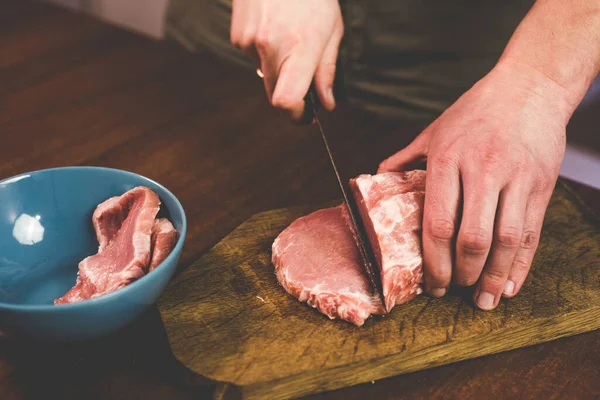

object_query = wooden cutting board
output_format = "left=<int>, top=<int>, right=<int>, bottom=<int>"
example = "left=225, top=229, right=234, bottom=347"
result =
left=157, top=181, right=600, bottom=400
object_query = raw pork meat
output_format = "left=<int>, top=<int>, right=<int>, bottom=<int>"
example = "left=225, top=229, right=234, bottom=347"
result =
left=92, top=195, right=125, bottom=252
left=55, top=187, right=160, bottom=304
left=149, top=218, right=178, bottom=271
left=350, top=171, right=426, bottom=312
left=272, top=170, right=426, bottom=325
left=272, top=206, right=385, bottom=326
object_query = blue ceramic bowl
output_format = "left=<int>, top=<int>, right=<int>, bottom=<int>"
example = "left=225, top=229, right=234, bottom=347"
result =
left=0, top=167, right=186, bottom=341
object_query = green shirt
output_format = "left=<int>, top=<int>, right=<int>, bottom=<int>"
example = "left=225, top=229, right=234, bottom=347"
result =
left=166, top=0, right=534, bottom=122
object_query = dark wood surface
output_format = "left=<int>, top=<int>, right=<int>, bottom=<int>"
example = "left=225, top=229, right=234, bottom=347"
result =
left=0, top=2, right=598, bottom=399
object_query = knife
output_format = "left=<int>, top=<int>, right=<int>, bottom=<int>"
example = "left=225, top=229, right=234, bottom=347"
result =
left=303, top=87, right=388, bottom=313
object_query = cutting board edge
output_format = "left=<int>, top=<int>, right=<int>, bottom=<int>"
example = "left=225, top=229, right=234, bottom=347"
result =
left=559, top=179, right=600, bottom=225
left=170, top=305, right=600, bottom=400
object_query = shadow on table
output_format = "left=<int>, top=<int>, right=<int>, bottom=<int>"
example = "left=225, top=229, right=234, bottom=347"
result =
left=0, top=306, right=215, bottom=400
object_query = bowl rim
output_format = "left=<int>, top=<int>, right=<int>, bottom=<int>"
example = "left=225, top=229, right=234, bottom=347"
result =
left=0, top=166, right=188, bottom=311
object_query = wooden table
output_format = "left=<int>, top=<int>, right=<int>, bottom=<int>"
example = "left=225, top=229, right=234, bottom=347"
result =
left=1, top=2, right=599, bottom=399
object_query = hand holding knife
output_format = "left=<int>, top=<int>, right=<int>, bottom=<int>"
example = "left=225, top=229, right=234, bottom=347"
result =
left=303, top=87, right=387, bottom=313
left=257, top=68, right=387, bottom=312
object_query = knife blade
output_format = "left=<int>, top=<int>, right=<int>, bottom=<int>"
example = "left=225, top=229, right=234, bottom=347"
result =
left=304, top=88, right=388, bottom=313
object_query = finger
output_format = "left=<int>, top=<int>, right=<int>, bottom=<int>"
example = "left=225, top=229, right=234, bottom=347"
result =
left=377, top=124, right=434, bottom=173
left=474, top=182, right=527, bottom=310
left=230, top=0, right=257, bottom=54
left=260, top=56, right=279, bottom=102
left=454, top=174, right=499, bottom=288
left=314, top=22, right=343, bottom=111
left=502, top=190, right=550, bottom=298
left=271, top=46, right=322, bottom=121
left=230, top=1, right=261, bottom=71
left=254, top=30, right=283, bottom=102
left=421, top=152, right=461, bottom=297
left=230, top=0, right=245, bottom=45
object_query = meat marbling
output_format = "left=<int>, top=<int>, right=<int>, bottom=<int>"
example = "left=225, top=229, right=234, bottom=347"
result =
left=272, top=171, right=426, bottom=325
left=350, top=170, right=426, bottom=312
left=55, top=187, right=161, bottom=304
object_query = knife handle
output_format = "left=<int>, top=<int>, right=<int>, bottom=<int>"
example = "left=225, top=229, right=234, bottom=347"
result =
left=299, top=82, right=321, bottom=125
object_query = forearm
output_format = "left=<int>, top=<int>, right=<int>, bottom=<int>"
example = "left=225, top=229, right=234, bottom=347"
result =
left=496, top=0, right=600, bottom=117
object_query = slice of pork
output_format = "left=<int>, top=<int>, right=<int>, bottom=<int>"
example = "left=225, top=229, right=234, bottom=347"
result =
left=55, top=186, right=160, bottom=304
left=350, top=171, right=426, bottom=312
left=272, top=206, right=385, bottom=326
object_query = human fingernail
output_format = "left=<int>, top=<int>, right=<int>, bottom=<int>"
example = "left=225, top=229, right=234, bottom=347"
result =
left=429, top=288, right=446, bottom=298
left=503, top=280, right=515, bottom=296
left=328, top=88, right=336, bottom=108
left=476, top=292, right=495, bottom=310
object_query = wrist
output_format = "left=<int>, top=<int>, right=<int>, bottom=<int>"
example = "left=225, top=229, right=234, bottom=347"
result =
left=492, top=57, right=583, bottom=123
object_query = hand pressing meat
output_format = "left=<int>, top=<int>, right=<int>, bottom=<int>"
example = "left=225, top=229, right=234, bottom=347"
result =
left=355, top=0, right=600, bottom=311
left=55, top=187, right=177, bottom=305
left=378, top=59, right=569, bottom=311
left=272, top=172, right=425, bottom=326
